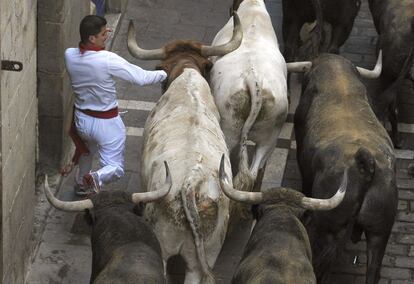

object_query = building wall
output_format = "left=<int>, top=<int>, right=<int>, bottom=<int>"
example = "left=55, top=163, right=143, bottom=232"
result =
left=1, top=0, right=38, bottom=283
left=37, top=0, right=89, bottom=172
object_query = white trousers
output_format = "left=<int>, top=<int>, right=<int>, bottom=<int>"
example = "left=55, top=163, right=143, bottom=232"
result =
left=74, top=109, right=126, bottom=187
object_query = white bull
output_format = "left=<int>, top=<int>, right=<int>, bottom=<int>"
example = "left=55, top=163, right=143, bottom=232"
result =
left=128, top=15, right=242, bottom=284
left=141, top=70, right=232, bottom=283
left=210, top=0, right=289, bottom=192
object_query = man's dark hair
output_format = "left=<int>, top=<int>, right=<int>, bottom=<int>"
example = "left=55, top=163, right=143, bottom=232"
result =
left=79, top=15, right=107, bottom=44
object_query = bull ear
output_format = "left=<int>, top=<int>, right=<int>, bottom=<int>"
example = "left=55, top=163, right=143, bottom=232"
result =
left=355, top=147, right=375, bottom=182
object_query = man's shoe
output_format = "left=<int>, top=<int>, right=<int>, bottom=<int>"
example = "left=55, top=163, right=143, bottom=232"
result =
left=74, top=183, right=94, bottom=197
left=83, top=172, right=101, bottom=194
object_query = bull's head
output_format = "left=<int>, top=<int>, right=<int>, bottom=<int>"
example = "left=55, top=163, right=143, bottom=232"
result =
left=287, top=50, right=383, bottom=79
left=127, top=13, right=242, bottom=89
left=218, top=155, right=348, bottom=211
left=44, top=161, right=172, bottom=211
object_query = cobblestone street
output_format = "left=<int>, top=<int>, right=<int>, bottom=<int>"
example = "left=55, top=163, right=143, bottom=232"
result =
left=26, top=0, right=414, bottom=283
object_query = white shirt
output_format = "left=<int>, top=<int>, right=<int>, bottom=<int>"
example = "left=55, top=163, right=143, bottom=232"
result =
left=64, top=48, right=167, bottom=111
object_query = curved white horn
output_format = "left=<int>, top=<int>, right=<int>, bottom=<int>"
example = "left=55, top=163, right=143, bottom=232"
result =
left=287, top=61, right=313, bottom=73
left=43, top=175, right=93, bottom=212
left=219, top=154, right=263, bottom=203
left=127, top=20, right=166, bottom=60
left=301, top=169, right=348, bottom=210
left=201, top=13, right=243, bottom=57
left=356, top=50, right=382, bottom=79
left=132, top=161, right=172, bottom=204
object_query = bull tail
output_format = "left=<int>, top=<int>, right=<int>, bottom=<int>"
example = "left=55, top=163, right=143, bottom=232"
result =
left=355, top=147, right=376, bottom=191
left=233, top=68, right=263, bottom=193
left=310, top=0, right=323, bottom=56
left=181, top=176, right=215, bottom=284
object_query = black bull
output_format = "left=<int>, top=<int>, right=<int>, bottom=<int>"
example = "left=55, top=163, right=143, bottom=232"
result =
left=368, top=0, right=414, bottom=147
left=282, top=0, right=361, bottom=61
left=219, top=156, right=347, bottom=284
left=44, top=168, right=172, bottom=284
left=86, top=191, right=165, bottom=284
left=294, top=54, right=398, bottom=284
left=234, top=200, right=316, bottom=284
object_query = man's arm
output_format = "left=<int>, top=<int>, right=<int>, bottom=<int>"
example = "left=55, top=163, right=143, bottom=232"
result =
left=107, top=52, right=167, bottom=85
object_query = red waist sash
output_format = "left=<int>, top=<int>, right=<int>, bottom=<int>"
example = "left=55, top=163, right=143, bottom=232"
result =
left=78, top=107, right=119, bottom=119
left=61, top=107, right=119, bottom=176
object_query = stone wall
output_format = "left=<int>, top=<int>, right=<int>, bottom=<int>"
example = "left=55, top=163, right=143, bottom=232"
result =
left=1, top=0, right=38, bottom=282
left=37, top=0, right=89, bottom=173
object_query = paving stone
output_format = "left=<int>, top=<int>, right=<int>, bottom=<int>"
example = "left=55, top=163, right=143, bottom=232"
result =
left=393, top=221, right=414, bottom=234
left=396, top=234, right=414, bottom=245
left=409, top=246, right=414, bottom=257
left=385, top=244, right=409, bottom=256
left=397, top=179, right=414, bottom=190
left=392, top=280, right=414, bottom=284
left=395, top=256, right=414, bottom=268
left=26, top=243, right=91, bottom=284
left=399, top=189, right=414, bottom=201
left=398, top=200, right=409, bottom=211
left=381, top=267, right=412, bottom=280
left=397, top=212, right=414, bottom=222
left=354, top=277, right=390, bottom=284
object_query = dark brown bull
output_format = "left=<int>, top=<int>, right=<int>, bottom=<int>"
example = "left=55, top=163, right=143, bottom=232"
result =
left=218, top=155, right=347, bottom=284
left=44, top=162, right=172, bottom=284
left=282, top=0, right=361, bottom=62
left=294, top=54, right=397, bottom=284
left=368, top=0, right=414, bottom=147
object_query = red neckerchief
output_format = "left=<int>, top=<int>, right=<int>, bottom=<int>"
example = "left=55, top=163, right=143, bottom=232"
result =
left=79, top=42, right=104, bottom=54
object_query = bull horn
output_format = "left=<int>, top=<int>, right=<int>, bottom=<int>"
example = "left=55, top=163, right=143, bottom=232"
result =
left=301, top=169, right=348, bottom=210
left=219, top=154, right=263, bottom=203
left=132, top=161, right=172, bottom=203
left=44, top=175, right=93, bottom=212
left=127, top=20, right=166, bottom=60
left=201, top=13, right=243, bottom=57
left=287, top=61, right=313, bottom=73
left=356, top=50, right=382, bottom=79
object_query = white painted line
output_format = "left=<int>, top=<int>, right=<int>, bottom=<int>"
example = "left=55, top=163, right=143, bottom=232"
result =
left=126, top=127, right=144, bottom=137
left=397, top=178, right=414, bottom=189
left=118, top=99, right=156, bottom=111
left=385, top=123, right=414, bottom=134
left=118, top=100, right=129, bottom=109
left=398, top=123, right=414, bottom=134
left=263, top=147, right=289, bottom=189
left=279, top=122, right=293, bottom=140
left=395, top=149, right=414, bottom=160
